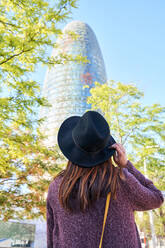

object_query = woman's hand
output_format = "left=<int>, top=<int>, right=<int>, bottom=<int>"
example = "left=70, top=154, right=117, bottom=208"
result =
left=110, top=143, right=128, bottom=168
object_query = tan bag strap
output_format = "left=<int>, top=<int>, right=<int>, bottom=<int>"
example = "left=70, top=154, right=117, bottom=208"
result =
left=99, top=192, right=111, bottom=248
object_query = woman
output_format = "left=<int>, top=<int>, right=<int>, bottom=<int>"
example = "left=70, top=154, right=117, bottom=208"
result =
left=46, top=111, right=164, bottom=248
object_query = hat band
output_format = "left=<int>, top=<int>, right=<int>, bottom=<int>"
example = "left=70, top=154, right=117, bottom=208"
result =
left=72, top=132, right=109, bottom=155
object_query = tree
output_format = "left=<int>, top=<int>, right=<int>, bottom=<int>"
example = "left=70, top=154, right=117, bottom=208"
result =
left=0, top=0, right=78, bottom=221
left=87, top=80, right=165, bottom=238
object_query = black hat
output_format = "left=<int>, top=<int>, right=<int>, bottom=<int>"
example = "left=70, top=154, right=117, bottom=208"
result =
left=57, top=111, right=116, bottom=168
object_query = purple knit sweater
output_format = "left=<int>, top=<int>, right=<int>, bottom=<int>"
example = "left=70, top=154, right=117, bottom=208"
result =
left=46, top=161, right=164, bottom=248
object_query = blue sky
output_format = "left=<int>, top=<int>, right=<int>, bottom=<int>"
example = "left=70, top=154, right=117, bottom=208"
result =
left=36, top=0, right=165, bottom=106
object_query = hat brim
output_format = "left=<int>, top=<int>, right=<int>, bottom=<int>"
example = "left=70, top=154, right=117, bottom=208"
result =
left=57, top=116, right=116, bottom=168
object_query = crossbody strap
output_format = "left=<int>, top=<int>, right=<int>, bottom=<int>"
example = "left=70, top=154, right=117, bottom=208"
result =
left=99, top=192, right=111, bottom=248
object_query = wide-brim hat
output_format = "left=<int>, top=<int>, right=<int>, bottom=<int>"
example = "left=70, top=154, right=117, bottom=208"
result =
left=57, top=111, right=116, bottom=168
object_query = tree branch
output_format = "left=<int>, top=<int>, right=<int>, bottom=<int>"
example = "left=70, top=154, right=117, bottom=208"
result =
left=0, top=19, right=21, bottom=28
left=115, top=108, right=123, bottom=143
left=0, top=178, right=16, bottom=185
left=0, top=48, right=33, bottom=65
left=122, top=126, right=137, bottom=145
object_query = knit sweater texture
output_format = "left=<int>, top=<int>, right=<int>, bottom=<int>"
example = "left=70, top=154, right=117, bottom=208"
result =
left=46, top=161, right=164, bottom=248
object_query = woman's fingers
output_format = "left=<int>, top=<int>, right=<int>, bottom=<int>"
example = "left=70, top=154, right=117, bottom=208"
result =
left=118, top=143, right=126, bottom=154
left=111, top=143, right=123, bottom=155
left=111, top=143, right=125, bottom=154
left=110, top=143, right=127, bottom=168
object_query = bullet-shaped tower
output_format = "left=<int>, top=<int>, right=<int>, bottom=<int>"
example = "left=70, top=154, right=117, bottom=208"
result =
left=40, top=20, right=107, bottom=145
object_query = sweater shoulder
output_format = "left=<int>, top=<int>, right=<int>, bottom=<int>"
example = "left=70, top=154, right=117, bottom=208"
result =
left=47, top=175, right=63, bottom=198
left=50, top=174, right=63, bottom=190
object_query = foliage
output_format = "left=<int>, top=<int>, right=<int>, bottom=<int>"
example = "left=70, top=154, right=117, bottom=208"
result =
left=88, top=80, right=165, bottom=237
left=0, top=0, right=78, bottom=221
left=0, top=0, right=78, bottom=77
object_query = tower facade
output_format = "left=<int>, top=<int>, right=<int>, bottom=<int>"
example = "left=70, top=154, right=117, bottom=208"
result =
left=40, top=20, right=107, bottom=145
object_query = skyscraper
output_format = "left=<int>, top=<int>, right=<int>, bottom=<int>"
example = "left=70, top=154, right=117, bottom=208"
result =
left=40, top=20, right=107, bottom=145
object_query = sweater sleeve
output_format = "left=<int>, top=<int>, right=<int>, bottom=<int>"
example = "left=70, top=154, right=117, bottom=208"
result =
left=126, top=160, right=154, bottom=186
left=120, top=161, right=164, bottom=211
left=46, top=184, right=54, bottom=248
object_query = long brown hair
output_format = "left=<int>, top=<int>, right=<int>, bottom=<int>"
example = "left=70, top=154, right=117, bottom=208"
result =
left=57, top=157, right=125, bottom=212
